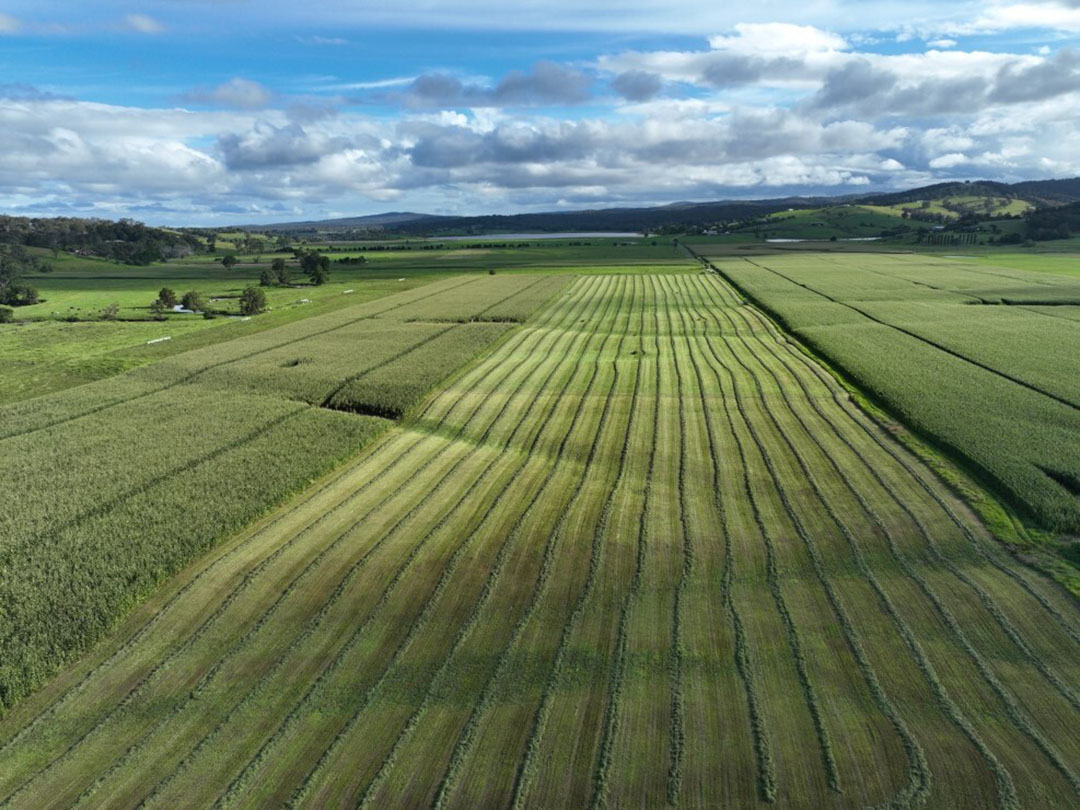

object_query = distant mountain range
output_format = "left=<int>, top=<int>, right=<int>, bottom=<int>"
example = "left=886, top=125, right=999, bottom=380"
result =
left=249, top=178, right=1080, bottom=235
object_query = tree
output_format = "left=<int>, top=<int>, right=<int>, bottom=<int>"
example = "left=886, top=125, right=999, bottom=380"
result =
left=300, top=250, right=330, bottom=285
left=0, top=282, right=39, bottom=306
left=157, top=287, right=178, bottom=307
left=0, top=244, right=44, bottom=306
left=222, top=255, right=238, bottom=270
left=149, top=299, right=168, bottom=321
left=0, top=307, right=13, bottom=323
left=309, top=264, right=329, bottom=285
left=272, top=257, right=290, bottom=286
left=180, top=290, right=205, bottom=312
left=239, top=285, right=266, bottom=316
left=259, top=268, right=275, bottom=287
left=99, top=302, right=119, bottom=320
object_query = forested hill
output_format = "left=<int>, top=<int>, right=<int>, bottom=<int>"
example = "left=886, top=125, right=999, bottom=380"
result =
left=251, top=177, right=1080, bottom=236
left=0, top=216, right=206, bottom=265
left=857, top=178, right=1080, bottom=208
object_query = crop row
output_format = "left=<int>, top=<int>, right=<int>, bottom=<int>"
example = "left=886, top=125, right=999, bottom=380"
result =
left=717, top=254, right=1080, bottom=532
left=207, top=277, right=615, bottom=809
left=690, top=277, right=949, bottom=807
left=428, top=281, right=638, bottom=810
left=722, top=283, right=1080, bottom=721
left=501, top=283, right=630, bottom=810
left=588, top=276, right=652, bottom=810
left=692, top=275, right=1028, bottom=808
left=354, top=279, right=630, bottom=810
left=277, top=278, right=620, bottom=809
left=671, top=278, right=778, bottom=803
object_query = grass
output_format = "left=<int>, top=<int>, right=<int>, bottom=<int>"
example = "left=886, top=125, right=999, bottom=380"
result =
left=1, top=270, right=1078, bottom=809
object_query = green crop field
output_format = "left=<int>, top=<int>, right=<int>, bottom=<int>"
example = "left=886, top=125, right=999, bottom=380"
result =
left=0, top=273, right=568, bottom=709
left=2, top=270, right=1078, bottom=808
left=689, top=248, right=1080, bottom=538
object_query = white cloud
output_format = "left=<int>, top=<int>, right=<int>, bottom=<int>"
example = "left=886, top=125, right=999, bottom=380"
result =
left=123, top=14, right=165, bottom=34
left=929, top=152, right=970, bottom=168
left=708, top=23, right=848, bottom=54
left=0, top=13, right=19, bottom=33
left=948, top=1, right=1080, bottom=33
left=927, top=38, right=958, bottom=48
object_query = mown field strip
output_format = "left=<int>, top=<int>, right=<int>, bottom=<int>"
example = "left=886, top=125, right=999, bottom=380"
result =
left=351, top=278, right=640, bottom=810
left=691, top=275, right=1014, bottom=807
left=691, top=273, right=1080, bottom=807
left=2, top=271, right=1080, bottom=809
left=245, top=279, right=625, bottom=810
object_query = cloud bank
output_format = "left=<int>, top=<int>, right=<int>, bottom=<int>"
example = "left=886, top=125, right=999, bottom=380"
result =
left=2, top=7, right=1080, bottom=223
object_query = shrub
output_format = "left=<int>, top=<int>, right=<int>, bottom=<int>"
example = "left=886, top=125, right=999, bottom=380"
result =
left=0, top=306, right=13, bottom=323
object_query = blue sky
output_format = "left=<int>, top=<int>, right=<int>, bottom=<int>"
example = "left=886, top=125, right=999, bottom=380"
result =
left=1, top=1, right=1080, bottom=225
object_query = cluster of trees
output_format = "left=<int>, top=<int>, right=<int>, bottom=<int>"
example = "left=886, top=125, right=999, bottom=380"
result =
left=1023, top=201, right=1080, bottom=241
left=224, top=249, right=330, bottom=287
left=148, top=285, right=264, bottom=319
left=0, top=216, right=207, bottom=265
left=150, top=287, right=208, bottom=319
left=290, top=249, right=330, bottom=285
left=202, top=231, right=291, bottom=254
left=260, top=258, right=292, bottom=287
left=0, top=244, right=48, bottom=308
left=239, top=286, right=266, bottom=316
